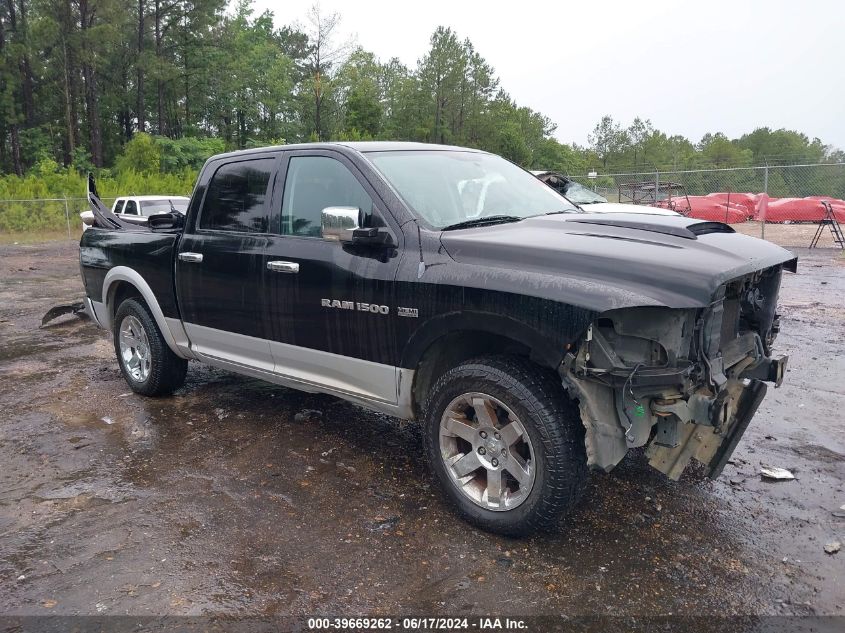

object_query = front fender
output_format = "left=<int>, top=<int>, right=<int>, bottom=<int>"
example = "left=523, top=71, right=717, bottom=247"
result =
left=400, top=310, right=571, bottom=370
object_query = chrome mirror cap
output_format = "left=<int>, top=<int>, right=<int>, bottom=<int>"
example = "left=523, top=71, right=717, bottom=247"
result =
left=321, top=206, right=361, bottom=242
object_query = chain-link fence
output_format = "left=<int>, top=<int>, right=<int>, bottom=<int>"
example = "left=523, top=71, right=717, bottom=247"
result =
left=0, top=197, right=123, bottom=241
left=569, top=162, right=845, bottom=249
left=3, top=164, right=845, bottom=249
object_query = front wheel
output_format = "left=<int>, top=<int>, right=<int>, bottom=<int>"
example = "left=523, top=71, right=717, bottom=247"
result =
left=423, top=356, right=588, bottom=536
left=113, top=298, right=188, bottom=397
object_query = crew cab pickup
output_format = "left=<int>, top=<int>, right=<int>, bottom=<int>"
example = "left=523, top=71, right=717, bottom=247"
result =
left=79, top=142, right=796, bottom=535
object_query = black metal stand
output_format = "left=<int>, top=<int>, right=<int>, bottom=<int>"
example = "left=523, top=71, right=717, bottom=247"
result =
left=809, top=201, right=844, bottom=249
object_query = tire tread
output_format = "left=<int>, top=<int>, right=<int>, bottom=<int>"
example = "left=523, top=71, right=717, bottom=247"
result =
left=113, top=298, right=188, bottom=397
left=423, top=355, right=587, bottom=536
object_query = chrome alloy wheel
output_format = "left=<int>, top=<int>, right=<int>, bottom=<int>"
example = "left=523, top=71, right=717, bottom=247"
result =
left=439, top=392, right=536, bottom=511
left=119, top=315, right=151, bottom=382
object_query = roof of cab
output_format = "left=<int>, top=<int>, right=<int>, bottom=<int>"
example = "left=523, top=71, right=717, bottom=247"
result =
left=117, top=195, right=191, bottom=201
left=208, top=140, right=487, bottom=162
left=335, top=141, right=484, bottom=153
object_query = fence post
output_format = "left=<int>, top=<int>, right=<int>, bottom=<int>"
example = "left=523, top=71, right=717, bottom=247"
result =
left=64, top=196, right=71, bottom=239
left=761, top=166, right=769, bottom=240
left=655, top=170, right=659, bottom=205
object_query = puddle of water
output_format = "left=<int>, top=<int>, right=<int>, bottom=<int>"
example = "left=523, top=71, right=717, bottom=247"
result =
left=0, top=339, right=62, bottom=363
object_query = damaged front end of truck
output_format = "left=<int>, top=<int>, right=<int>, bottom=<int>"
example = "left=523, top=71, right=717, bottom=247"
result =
left=561, top=261, right=796, bottom=480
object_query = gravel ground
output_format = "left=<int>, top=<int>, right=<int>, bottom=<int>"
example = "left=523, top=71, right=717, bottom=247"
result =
left=0, top=241, right=843, bottom=621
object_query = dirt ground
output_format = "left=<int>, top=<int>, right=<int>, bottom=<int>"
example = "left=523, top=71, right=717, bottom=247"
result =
left=0, top=240, right=843, bottom=622
left=733, top=221, right=843, bottom=250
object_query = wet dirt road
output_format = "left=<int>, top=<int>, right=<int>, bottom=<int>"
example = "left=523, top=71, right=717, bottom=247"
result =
left=0, top=241, right=843, bottom=619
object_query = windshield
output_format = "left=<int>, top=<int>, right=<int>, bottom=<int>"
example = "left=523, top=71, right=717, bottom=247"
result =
left=140, top=199, right=189, bottom=216
left=367, top=150, right=578, bottom=229
left=563, top=181, right=607, bottom=205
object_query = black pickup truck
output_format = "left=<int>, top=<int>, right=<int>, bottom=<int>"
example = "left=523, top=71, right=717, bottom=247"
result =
left=79, top=141, right=796, bottom=535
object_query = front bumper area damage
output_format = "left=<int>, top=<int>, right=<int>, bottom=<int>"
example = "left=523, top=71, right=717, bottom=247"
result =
left=560, top=264, right=790, bottom=480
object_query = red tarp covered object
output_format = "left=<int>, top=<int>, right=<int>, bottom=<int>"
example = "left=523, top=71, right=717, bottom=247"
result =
left=664, top=196, right=749, bottom=223
left=706, top=192, right=757, bottom=218
left=653, top=192, right=845, bottom=223
left=758, top=197, right=845, bottom=223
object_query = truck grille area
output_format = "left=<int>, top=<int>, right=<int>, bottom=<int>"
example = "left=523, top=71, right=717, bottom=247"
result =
left=563, top=260, right=791, bottom=480
left=710, top=264, right=784, bottom=377
left=720, top=295, right=740, bottom=344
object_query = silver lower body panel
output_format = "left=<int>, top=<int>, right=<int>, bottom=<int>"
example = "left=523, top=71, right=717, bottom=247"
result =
left=184, top=322, right=415, bottom=420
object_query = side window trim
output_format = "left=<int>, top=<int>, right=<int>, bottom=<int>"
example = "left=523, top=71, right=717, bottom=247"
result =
left=275, top=149, right=391, bottom=240
left=195, top=154, right=280, bottom=235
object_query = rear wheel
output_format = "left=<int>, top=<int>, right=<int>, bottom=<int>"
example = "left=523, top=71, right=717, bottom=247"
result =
left=423, top=356, right=588, bottom=536
left=113, top=298, right=187, bottom=396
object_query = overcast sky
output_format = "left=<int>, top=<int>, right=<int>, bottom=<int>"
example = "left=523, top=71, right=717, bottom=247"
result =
left=253, top=0, right=845, bottom=151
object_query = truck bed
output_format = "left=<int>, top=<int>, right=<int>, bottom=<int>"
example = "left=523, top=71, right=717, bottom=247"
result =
left=80, top=228, right=181, bottom=320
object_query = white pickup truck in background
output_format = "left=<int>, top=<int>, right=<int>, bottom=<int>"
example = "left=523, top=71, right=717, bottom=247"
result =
left=81, top=195, right=190, bottom=231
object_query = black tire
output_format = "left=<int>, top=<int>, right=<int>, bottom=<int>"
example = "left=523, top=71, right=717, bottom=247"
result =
left=113, top=298, right=188, bottom=397
left=423, top=355, right=588, bottom=536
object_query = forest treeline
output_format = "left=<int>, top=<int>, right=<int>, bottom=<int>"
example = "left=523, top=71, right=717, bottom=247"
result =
left=1, top=0, right=842, bottom=196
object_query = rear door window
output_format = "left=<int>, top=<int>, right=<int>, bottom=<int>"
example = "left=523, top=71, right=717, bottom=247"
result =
left=199, top=159, right=275, bottom=233
left=113, top=199, right=125, bottom=214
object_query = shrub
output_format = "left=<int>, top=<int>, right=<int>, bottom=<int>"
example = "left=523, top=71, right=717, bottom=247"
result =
left=115, top=133, right=162, bottom=174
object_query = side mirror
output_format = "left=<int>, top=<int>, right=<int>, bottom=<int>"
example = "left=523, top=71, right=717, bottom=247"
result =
left=148, top=212, right=185, bottom=231
left=321, top=206, right=394, bottom=247
left=321, top=206, right=361, bottom=242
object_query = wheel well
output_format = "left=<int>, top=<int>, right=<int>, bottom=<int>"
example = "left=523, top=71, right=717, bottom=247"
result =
left=412, top=331, right=534, bottom=418
left=108, top=281, right=144, bottom=321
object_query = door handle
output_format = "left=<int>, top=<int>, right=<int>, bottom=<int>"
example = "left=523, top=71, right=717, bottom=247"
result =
left=178, top=252, right=203, bottom=263
left=267, top=260, right=299, bottom=274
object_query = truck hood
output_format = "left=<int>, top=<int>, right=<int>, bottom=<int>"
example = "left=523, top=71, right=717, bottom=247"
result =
left=579, top=201, right=678, bottom=216
left=439, top=213, right=796, bottom=309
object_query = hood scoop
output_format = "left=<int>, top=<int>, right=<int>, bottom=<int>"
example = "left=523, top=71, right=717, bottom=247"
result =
left=687, top=221, right=736, bottom=236
left=564, top=217, right=734, bottom=240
